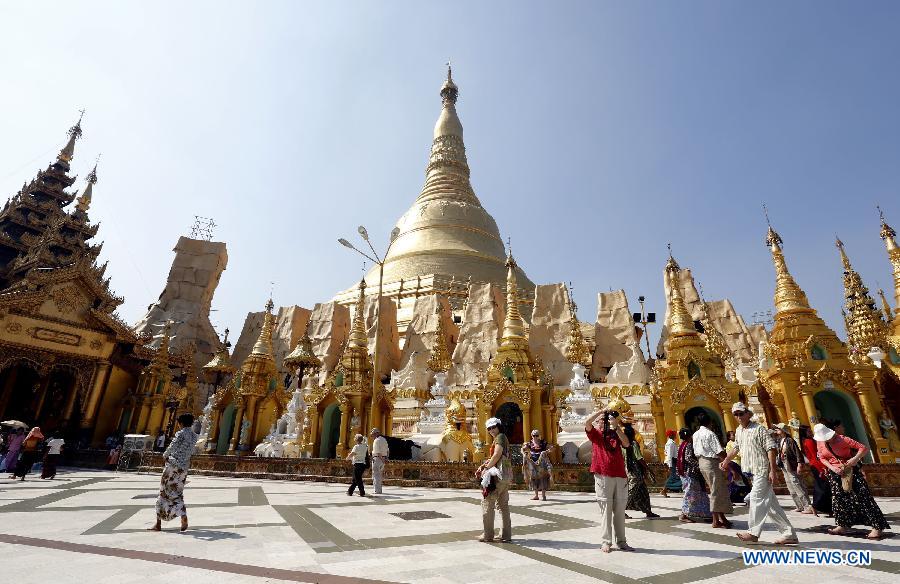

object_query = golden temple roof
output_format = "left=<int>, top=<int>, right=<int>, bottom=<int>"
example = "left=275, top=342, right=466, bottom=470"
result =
left=57, top=112, right=83, bottom=163
left=836, top=237, right=887, bottom=354
left=347, top=279, right=369, bottom=350
left=203, top=328, right=236, bottom=374
left=358, top=67, right=534, bottom=294
left=501, top=251, right=526, bottom=341
left=284, top=323, right=322, bottom=371
left=250, top=299, right=276, bottom=357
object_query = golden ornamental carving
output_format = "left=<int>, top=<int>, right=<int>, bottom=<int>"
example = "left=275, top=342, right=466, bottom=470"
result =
left=5, top=321, right=22, bottom=334
left=426, top=313, right=452, bottom=373
left=809, top=363, right=856, bottom=391
left=593, top=384, right=651, bottom=399
left=89, top=339, right=102, bottom=350
left=671, top=377, right=731, bottom=405
left=49, top=285, right=81, bottom=315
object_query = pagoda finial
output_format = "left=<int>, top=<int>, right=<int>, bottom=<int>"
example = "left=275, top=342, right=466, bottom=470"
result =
left=835, top=236, right=851, bottom=272
left=664, top=246, right=697, bottom=337
left=75, top=155, right=100, bottom=214
left=764, top=216, right=811, bottom=314
left=57, top=110, right=84, bottom=163
left=441, top=60, right=458, bottom=106
left=879, top=205, right=898, bottom=252
left=426, top=311, right=452, bottom=373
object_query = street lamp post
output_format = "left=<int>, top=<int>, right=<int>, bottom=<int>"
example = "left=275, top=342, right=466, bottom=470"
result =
left=632, top=296, right=656, bottom=360
left=338, top=225, right=400, bottom=437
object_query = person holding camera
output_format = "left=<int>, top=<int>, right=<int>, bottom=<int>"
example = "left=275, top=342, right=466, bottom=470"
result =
left=585, top=406, right=633, bottom=553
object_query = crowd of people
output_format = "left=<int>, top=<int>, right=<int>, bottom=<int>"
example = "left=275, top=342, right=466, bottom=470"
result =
left=0, top=425, right=65, bottom=480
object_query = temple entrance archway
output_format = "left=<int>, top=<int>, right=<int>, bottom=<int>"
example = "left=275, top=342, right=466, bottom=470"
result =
left=814, top=389, right=872, bottom=462
left=319, top=402, right=341, bottom=459
left=495, top=401, right=524, bottom=444
left=216, top=403, right=236, bottom=455
left=685, top=406, right=725, bottom=444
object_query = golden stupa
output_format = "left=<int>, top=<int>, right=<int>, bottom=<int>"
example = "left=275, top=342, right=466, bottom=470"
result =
left=334, top=66, right=534, bottom=323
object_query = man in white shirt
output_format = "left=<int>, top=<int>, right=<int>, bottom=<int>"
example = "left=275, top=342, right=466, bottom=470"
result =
left=722, top=402, right=797, bottom=545
left=661, top=430, right=681, bottom=497
left=41, top=433, right=65, bottom=480
left=692, top=412, right=733, bottom=528
left=370, top=428, right=389, bottom=495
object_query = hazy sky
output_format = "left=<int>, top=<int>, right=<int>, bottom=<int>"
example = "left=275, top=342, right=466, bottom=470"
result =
left=2, top=1, right=899, bottom=353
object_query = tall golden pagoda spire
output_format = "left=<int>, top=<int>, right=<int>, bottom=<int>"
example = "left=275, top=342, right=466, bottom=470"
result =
left=836, top=237, right=887, bottom=354
left=766, top=222, right=812, bottom=314
left=348, top=279, right=369, bottom=350
left=501, top=250, right=526, bottom=341
left=665, top=246, right=698, bottom=337
left=58, top=110, right=84, bottom=163
left=879, top=207, right=900, bottom=315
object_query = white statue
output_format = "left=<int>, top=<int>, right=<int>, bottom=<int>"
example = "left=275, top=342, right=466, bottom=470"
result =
left=431, top=371, right=449, bottom=397
left=758, top=341, right=768, bottom=370
left=194, top=393, right=216, bottom=451
left=569, top=363, right=589, bottom=392
left=606, top=341, right=649, bottom=385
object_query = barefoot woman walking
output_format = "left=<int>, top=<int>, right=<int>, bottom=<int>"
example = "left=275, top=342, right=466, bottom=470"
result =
left=150, top=414, right=197, bottom=532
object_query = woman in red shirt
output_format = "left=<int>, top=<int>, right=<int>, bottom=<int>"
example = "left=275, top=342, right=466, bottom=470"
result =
left=814, top=421, right=889, bottom=539
left=800, top=425, right=831, bottom=515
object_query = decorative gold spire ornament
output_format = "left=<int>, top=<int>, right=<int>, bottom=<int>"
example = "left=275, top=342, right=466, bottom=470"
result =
left=877, top=289, right=893, bottom=322
left=766, top=223, right=812, bottom=313
left=426, top=312, right=452, bottom=373
left=250, top=298, right=276, bottom=357
left=75, top=159, right=99, bottom=214
left=665, top=247, right=698, bottom=337
left=240, top=299, right=278, bottom=397
left=203, top=328, right=237, bottom=375
left=564, top=288, right=592, bottom=367
left=283, top=322, right=322, bottom=374
left=835, top=237, right=887, bottom=356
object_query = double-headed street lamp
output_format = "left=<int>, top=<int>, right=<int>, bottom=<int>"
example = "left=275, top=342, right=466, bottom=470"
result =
left=338, top=225, right=400, bottom=436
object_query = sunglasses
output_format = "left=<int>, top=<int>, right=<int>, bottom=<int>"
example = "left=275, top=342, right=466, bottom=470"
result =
left=732, top=410, right=750, bottom=417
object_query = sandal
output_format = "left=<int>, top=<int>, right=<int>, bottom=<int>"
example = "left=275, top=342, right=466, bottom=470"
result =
left=736, top=532, right=759, bottom=543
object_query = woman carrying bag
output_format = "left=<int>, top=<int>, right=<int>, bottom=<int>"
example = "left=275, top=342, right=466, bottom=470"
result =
left=813, top=422, right=889, bottom=540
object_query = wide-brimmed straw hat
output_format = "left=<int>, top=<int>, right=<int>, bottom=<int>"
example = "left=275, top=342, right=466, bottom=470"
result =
left=812, top=423, right=835, bottom=442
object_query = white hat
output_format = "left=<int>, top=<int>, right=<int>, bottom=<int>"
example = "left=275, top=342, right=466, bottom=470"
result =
left=485, top=417, right=502, bottom=429
left=812, top=423, right=835, bottom=442
left=731, top=402, right=749, bottom=414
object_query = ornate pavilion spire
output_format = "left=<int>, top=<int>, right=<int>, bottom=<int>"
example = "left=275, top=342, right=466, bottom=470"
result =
left=766, top=222, right=812, bottom=314
left=877, top=289, right=893, bottom=322
left=665, top=247, right=698, bottom=337
left=57, top=111, right=84, bottom=164
left=564, top=288, right=592, bottom=367
left=836, top=237, right=887, bottom=354
left=879, top=207, right=900, bottom=313
left=501, top=250, right=526, bottom=341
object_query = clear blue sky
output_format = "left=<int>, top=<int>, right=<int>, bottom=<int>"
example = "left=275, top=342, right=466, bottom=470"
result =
left=2, top=1, right=898, bottom=352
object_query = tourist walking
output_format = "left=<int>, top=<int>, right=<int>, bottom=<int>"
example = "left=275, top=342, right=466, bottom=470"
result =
left=2, top=427, right=25, bottom=474
left=721, top=402, right=797, bottom=545
left=677, top=427, right=711, bottom=523
left=149, top=414, right=197, bottom=532
left=370, top=428, right=389, bottom=495
left=772, top=423, right=813, bottom=514
left=41, top=432, right=65, bottom=479
left=623, top=423, right=659, bottom=518
left=814, top=422, right=889, bottom=539
left=346, top=433, right=368, bottom=497
left=11, top=427, right=43, bottom=481
left=585, top=407, right=633, bottom=553
left=477, top=417, right=512, bottom=543
left=692, top=413, right=733, bottom=528
left=660, top=429, right=681, bottom=497
left=522, top=429, right=553, bottom=501
left=800, top=425, right=831, bottom=514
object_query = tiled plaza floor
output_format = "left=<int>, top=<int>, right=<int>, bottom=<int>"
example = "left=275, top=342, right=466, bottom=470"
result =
left=0, top=469, right=898, bottom=583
